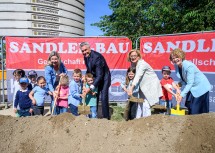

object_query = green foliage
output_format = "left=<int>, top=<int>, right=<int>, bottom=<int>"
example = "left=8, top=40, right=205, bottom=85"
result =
left=92, top=0, right=215, bottom=44
left=110, top=106, right=125, bottom=121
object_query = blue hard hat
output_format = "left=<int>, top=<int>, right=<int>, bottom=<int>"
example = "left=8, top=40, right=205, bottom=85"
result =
left=19, top=77, right=29, bottom=84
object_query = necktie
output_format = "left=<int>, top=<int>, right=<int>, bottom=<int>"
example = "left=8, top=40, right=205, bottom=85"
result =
left=86, top=57, right=91, bottom=70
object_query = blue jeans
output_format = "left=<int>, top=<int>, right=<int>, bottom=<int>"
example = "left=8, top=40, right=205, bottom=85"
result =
left=55, top=106, right=67, bottom=115
left=18, top=108, right=31, bottom=117
left=159, top=99, right=172, bottom=109
left=159, top=99, right=172, bottom=115
left=69, top=104, right=79, bottom=116
left=89, top=106, right=97, bottom=118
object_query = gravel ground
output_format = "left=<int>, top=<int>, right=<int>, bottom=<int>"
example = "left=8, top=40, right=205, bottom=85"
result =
left=0, top=107, right=16, bottom=116
left=0, top=105, right=50, bottom=117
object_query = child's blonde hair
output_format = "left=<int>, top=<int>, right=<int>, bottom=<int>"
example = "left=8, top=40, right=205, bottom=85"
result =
left=73, top=68, right=82, bottom=77
left=85, top=73, right=94, bottom=80
left=59, top=75, right=69, bottom=86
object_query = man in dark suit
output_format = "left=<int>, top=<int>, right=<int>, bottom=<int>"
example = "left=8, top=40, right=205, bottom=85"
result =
left=80, top=42, right=111, bottom=119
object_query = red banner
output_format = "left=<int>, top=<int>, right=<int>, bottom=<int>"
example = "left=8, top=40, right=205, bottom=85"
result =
left=6, top=37, right=132, bottom=70
left=140, top=32, right=215, bottom=72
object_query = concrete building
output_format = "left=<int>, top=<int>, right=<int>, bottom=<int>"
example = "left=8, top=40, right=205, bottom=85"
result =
left=0, top=0, right=85, bottom=37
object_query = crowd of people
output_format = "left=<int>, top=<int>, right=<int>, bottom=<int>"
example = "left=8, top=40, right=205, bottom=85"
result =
left=12, top=42, right=211, bottom=120
left=13, top=42, right=111, bottom=119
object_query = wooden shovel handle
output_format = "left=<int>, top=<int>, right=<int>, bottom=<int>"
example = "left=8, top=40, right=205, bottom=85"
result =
left=52, top=77, right=62, bottom=115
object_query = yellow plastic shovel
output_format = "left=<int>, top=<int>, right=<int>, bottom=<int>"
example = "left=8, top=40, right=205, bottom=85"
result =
left=171, top=104, right=185, bottom=116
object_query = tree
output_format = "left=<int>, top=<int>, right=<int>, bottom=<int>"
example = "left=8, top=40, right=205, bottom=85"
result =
left=92, top=0, right=215, bottom=44
left=177, top=0, right=215, bottom=32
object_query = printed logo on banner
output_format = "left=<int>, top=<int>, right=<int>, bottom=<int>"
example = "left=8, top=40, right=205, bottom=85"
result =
left=110, top=74, right=125, bottom=96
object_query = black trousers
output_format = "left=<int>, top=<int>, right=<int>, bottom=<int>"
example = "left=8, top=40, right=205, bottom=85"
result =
left=97, top=78, right=111, bottom=119
left=33, top=106, right=44, bottom=116
left=129, top=102, right=138, bottom=120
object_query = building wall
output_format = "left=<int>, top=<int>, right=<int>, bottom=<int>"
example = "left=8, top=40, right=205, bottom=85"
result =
left=0, top=0, right=85, bottom=36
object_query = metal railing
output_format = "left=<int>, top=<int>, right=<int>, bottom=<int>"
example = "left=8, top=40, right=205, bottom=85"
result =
left=0, top=36, right=7, bottom=108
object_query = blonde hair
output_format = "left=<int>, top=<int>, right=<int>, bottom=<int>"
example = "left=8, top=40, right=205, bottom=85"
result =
left=85, top=73, right=94, bottom=80
left=127, top=49, right=142, bottom=62
left=83, top=73, right=93, bottom=84
left=59, top=75, right=69, bottom=86
left=46, top=51, right=61, bottom=69
left=169, top=48, right=186, bottom=61
left=73, top=69, right=82, bottom=77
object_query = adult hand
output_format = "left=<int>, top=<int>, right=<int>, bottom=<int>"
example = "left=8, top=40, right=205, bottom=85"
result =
left=91, top=92, right=96, bottom=96
left=59, top=73, right=66, bottom=77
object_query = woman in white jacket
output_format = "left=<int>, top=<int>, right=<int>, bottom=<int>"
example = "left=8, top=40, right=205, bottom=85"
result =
left=127, top=49, right=163, bottom=117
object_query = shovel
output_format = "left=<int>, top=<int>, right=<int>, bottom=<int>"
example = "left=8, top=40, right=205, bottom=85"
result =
left=171, top=104, right=185, bottom=116
left=51, top=84, right=61, bottom=115
left=128, top=96, right=144, bottom=103
left=124, top=96, right=144, bottom=120
left=78, top=79, right=91, bottom=115
left=78, top=97, right=91, bottom=115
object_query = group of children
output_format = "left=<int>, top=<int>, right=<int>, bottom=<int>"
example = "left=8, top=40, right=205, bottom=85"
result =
left=13, top=65, right=179, bottom=119
left=13, top=68, right=98, bottom=118
left=121, top=65, right=181, bottom=120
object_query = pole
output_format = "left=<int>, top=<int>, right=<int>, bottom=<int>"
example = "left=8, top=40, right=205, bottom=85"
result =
left=1, top=36, right=7, bottom=108
left=135, top=37, right=141, bottom=50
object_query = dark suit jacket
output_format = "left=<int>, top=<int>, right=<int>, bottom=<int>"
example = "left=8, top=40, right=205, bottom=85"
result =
left=84, top=50, right=111, bottom=88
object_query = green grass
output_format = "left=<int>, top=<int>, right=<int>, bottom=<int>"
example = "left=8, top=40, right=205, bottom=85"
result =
left=110, top=106, right=125, bottom=121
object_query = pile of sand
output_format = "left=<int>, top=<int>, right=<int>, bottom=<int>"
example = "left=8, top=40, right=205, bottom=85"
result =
left=0, top=113, right=215, bottom=153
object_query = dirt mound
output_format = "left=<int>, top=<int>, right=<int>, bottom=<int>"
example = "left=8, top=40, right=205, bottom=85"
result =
left=0, top=113, right=215, bottom=153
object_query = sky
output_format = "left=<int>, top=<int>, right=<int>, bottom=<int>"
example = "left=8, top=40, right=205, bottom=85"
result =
left=85, top=0, right=112, bottom=36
